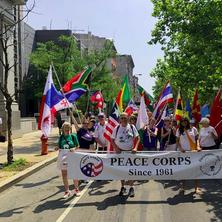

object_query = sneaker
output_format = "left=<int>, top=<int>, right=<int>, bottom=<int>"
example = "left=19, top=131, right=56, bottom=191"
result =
left=128, top=187, right=135, bottom=198
left=63, top=190, right=71, bottom=199
left=119, top=187, right=126, bottom=196
left=73, top=188, right=80, bottom=196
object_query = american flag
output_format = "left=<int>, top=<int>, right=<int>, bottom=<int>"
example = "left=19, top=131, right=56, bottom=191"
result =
left=104, top=102, right=120, bottom=151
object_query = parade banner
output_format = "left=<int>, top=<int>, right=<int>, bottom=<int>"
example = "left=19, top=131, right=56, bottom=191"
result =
left=67, top=150, right=222, bottom=180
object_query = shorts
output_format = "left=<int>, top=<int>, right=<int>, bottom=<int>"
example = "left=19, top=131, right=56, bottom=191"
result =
left=57, top=149, right=70, bottom=170
left=165, top=144, right=177, bottom=151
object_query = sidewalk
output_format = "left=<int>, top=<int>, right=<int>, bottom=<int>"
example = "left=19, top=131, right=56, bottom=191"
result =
left=0, top=127, right=59, bottom=183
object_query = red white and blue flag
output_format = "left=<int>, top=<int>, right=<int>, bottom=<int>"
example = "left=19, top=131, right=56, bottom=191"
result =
left=104, top=102, right=120, bottom=152
left=153, top=82, right=174, bottom=119
left=38, top=66, right=71, bottom=137
left=63, top=67, right=92, bottom=103
left=125, top=99, right=138, bottom=116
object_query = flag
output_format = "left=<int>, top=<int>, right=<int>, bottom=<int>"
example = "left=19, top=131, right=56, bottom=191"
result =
left=90, top=90, right=104, bottom=109
left=185, top=99, right=192, bottom=119
left=201, top=104, right=209, bottom=117
left=153, top=82, right=174, bottom=119
left=116, top=75, right=131, bottom=112
left=125, top=99, right=138, bottom=116
left=155, top=105, right=169, bottom=129
left=38, top=66, right=71, bottom=137
left=104, top=102, right=120, bottom=152
left=63, top=67, right=92, bottom=103
left=175, top=90, right=183, bottom=121
left=192, top=89, right=201, bottom=125
left=136, top=95, right=149, bottom=130
left=210, top=90, right=222, bottom=137
left=137, top=85, right=154, bottom=110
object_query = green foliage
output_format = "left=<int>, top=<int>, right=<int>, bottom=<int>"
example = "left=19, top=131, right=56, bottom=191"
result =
left=149, top=0, right=222, bottom=103
left=3, top=158, right=29, bottom=171
left=28, top=35, right=120, bottom=112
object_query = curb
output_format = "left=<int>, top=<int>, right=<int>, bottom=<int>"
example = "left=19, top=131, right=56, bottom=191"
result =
left=0, top=155, right=57, bottom=193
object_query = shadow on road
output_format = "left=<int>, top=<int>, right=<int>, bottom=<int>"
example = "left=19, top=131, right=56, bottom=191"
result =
left=15, top=176, right=59, bottom=188
left=0, top=206, right=28, bottom=217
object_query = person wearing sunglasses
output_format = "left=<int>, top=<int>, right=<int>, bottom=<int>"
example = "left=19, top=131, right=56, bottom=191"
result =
left=111, top=112, right=140, bottom=197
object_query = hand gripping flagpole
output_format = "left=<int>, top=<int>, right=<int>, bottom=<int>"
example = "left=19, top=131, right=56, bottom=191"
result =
left=51, top=63, right=80, bottom=131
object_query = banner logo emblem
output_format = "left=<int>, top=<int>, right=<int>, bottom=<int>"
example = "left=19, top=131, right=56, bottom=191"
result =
left=80, top=155, right=103, bottom=177
left=199, top=153, right=222, bottom=176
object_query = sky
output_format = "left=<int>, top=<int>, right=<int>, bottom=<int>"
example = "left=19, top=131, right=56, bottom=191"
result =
left=26, top=0, right=163, bottom=95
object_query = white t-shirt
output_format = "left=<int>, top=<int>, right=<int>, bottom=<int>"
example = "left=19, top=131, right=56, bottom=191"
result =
left=111, top=124, right=139, bottom=151
left=199, top=126, right=217, bottom=147
left=176, top=127, right=198, bottom=151
left=94, top=122, right=108, bottom=147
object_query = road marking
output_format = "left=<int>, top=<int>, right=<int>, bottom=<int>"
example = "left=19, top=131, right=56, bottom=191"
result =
left=56, top=181, right=93, bottom=222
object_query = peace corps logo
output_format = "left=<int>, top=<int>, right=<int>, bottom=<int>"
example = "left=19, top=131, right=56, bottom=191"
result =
left=80, top=155, right=103, bottom=177
left=199, top=153, right=222, bottom=176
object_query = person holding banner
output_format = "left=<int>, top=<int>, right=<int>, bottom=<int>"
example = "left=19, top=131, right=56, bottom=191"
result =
left=176, top=117, right=202, bottom=194
left=199, top=118, right=218, bottom=150
left=56, top=122, right=80, bottom=198
left=111, top=112, right=140, bottom=197
left=142, top=118, right=158, bottom=151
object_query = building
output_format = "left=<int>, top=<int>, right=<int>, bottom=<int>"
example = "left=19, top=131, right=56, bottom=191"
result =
left=0, top=0, right=35, bottom=138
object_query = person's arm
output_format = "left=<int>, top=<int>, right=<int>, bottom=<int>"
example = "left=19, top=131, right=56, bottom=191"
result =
left=161, top=128, right=170, bottom=138
left=132, top=136, right=140, bottom=153
left=211, top=127, right=218, bottom=140
left=111, top=138, right=121, bottom=153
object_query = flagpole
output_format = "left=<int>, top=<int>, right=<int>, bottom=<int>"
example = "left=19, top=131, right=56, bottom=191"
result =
left=51, top=63, right=80, bottom=130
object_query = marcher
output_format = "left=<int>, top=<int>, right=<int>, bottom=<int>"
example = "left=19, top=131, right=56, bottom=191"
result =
left=55, top=122, right=80, bottom=198
left=111, top=112, right=140, bottom=197
left=161, top=117, right=177, bottom=151
left=142, top=118, right=158, bottom=151
left=77, top=119, right=95, bottom=149
left=94, top=113, right=108, bottom=152
left=176, top=117, right=202, bottom=194
left=199, top=117, right=218, bottom=150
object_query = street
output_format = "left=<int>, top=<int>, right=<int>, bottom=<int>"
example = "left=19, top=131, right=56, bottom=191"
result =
left=0, top=162, right=222, bottom=222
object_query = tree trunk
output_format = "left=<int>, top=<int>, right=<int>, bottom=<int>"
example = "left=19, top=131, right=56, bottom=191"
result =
left=6, top=98, right=13, bottom=164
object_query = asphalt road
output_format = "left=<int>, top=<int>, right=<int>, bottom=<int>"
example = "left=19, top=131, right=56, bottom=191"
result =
left=0, top=162, right=222, bottom=222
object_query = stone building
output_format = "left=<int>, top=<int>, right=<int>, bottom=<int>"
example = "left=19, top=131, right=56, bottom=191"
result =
left=0, top=0, right=36, bottom=138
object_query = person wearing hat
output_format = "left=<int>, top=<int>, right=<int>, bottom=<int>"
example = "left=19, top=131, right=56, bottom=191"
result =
left=199, top=117, right=218, bottom=150
left=111, top=112, right=140, bottom=197
left=94, top=113, right=108, bottom=152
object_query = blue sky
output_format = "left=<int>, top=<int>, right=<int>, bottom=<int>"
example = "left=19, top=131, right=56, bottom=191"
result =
left=26, top=0, right=163, bottom=95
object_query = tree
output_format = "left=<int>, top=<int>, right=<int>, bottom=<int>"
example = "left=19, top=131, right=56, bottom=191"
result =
left=0, top=1, right=35, bottom=164
left=29, top=35, right=120, bottom=113
left=149, top=0, right=222, bottom=103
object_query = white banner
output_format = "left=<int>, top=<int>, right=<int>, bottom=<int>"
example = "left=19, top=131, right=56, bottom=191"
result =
left=67, top=150, right=222, bottom=180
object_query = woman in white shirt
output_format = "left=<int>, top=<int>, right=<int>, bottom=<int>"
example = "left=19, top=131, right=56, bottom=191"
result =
left=176, top=117, right=201, bottom=194
left=199, top=118, right=218, bottom=150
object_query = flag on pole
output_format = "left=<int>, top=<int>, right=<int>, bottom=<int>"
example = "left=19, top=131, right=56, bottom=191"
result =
left=192, top=89, right=201, bottom=126
left=125, top=99, right=138, bottom=116
left=104, top=102, right=120, bottom=152
left=137, top=85, right=154, bottom=110
left=116, top=75, right=131, bottom=112
left=175, top=90, right=183, bottom=121
left=185, top=99, right=192, bottom=119
left=90, top=90, right=104, bottom=109
left=153, top=82, right=174, bottom=119
left=136, top=95, right=149, bottom=130
left=201, top=104, right=209, bottom=117
left=38, top=66, right=71, bottom=137
left=210, top=90, right=222, bottom=137
left=63, top=67, right=92, bottom=103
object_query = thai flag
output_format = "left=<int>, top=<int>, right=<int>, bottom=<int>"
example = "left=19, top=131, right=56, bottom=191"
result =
left=38, top=66, right=71, bottom=137
left=153, top=82, right=174, bottom=119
